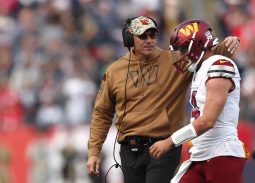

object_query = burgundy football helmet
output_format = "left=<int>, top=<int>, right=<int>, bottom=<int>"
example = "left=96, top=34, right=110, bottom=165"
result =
left=169, top=19, right=219, bottom=73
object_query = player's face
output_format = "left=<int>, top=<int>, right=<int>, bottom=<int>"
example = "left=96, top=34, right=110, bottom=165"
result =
left=177, top=46, right=189, bottom=57
left=133, top=29, right=157, bottom=59
left=173, top=46, right=192, bottom=72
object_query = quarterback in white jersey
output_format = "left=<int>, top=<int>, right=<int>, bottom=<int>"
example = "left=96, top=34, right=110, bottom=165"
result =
left=189, top=54, right=245, bottom=161
left=149, top=19, right=248, bottom=183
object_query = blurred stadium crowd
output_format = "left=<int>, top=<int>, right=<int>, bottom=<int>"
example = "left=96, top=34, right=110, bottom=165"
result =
left=0, top=0, right=254, bottom=183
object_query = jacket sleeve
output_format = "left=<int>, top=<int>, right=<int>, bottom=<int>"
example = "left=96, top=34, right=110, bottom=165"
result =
left=87, top=69, right=115, bottom=157
left=213, top=41, right=233, bottom=58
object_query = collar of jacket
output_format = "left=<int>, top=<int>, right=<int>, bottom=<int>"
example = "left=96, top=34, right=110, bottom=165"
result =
left=123, top=47, right=162, bottom=64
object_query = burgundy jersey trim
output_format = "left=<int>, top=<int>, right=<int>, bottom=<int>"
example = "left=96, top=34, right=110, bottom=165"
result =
left=213, top=59, right=234, bottom=66
left=207, top=59, right=235, bottom=78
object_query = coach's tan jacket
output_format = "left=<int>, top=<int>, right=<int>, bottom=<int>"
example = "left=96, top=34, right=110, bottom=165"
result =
left=88, top=43, right=232, bottom=157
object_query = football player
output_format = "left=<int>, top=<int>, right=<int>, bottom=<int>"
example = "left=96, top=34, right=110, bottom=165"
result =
left=149, top=19, right=248, bottom=183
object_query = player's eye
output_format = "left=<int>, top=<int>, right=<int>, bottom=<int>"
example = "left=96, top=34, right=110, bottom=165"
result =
left=178, top=46, right=188, bottom=54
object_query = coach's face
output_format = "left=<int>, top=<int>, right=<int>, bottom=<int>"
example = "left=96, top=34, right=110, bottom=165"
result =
left=133, top=29, right=158, bottom=60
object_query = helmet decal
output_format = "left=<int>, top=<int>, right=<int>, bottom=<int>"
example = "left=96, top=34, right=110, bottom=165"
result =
left=179, top=22, right=199, bottom=36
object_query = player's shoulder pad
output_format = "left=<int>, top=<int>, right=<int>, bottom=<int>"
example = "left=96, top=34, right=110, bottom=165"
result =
left=207, top=59, right=235, bottom=78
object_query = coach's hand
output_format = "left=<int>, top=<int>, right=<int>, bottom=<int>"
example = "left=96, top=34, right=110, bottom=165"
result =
left=149, top=137, right=175, bottom=159
left=224, top=36, right=240, bottom=54
left=87, top=155, right=100, bottom=176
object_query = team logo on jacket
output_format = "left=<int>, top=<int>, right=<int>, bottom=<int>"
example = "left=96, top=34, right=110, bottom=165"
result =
left=129, top=65, right=159, bottom=87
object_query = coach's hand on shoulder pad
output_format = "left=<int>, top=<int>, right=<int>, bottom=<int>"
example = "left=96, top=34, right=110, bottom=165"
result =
left=224, top=36, right=240, bottom=54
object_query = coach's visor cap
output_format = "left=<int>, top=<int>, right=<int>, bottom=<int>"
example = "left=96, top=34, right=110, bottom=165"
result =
left=129, top=16, right=159, bottom=35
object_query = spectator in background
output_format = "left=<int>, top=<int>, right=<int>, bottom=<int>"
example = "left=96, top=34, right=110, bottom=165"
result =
left=63, top=74, right=96, bottom=125
left=0, top=142, right=11, bottom=183
left=27, top=128, right=50, bottom=183
left=240, top=36, right=255, bottom=121
left=0, top=42, right=23, bottom=131
left=36, top=76, right=64, bottom=128
left=10, top=33, right=42, bottom=124
left=61, top=143, right=78, bottom=183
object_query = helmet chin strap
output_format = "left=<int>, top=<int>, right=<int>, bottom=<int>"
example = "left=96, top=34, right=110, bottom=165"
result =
left=187, top=39, right=210, bottom=73
left=188, top=61, right=198, bottom=72
left=187, top=50, right=204, bottom=72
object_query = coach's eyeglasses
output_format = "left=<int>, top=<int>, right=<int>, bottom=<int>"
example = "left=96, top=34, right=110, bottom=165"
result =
left=138, top=32, right=157, bottom=40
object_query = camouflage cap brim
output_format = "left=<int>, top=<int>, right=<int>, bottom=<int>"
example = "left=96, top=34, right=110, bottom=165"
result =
left=129, top=16, right=159, bottom=35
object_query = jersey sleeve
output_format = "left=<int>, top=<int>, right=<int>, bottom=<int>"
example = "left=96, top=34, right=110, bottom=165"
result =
left=207, top=59, right=235, bottom=78
left=207, top=59, right=236, bottom=91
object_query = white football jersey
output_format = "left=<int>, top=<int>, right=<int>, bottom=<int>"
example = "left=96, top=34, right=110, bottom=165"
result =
left=189, top=55, right=246, bottom=161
